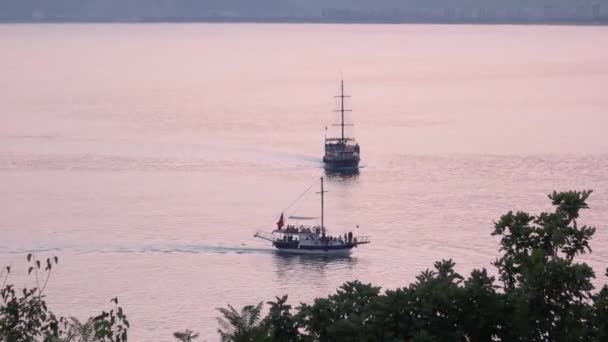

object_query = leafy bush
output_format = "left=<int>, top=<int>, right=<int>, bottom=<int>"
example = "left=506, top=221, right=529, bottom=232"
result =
left=0, top=255, right=129, bottom=341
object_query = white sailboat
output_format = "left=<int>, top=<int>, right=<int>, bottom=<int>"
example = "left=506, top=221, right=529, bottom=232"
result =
left=254, top=177, right=370, bottom=255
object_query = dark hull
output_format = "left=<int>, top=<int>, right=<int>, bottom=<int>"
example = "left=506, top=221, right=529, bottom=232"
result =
left=273, top=241, right=355, bottom=254
left=322, top=158, right=360, bottom=170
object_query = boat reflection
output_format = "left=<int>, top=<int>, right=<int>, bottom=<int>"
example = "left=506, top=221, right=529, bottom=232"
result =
left=272, top=252, right=358, bottom=280
left=324, top=167, right=360, bottom=180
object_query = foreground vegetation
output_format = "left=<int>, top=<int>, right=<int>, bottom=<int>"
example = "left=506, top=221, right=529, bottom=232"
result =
left=0, top=255, right=129, bottom=341
left=2, top=190, right=607, bottom=341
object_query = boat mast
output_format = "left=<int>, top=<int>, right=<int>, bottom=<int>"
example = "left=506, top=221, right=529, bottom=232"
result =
left=320, top=177, right=325, bottom=237
left=333, top=80, right=351, bottom=143
left=340, top=80, right=345, bottom=141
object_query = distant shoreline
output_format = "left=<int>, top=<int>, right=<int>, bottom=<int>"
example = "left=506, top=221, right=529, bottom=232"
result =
left=1, top=18, right=607, bottom=26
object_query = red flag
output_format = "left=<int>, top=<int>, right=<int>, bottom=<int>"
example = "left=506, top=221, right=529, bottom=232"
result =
left=276, top=213, right=284, bottom=230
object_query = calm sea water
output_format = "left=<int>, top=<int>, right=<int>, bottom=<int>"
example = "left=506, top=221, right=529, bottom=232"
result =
left=1, top=24, right=608, bottom=341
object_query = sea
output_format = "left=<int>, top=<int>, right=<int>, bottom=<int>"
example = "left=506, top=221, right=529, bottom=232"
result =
left=1, top=23, right=607, bottom=341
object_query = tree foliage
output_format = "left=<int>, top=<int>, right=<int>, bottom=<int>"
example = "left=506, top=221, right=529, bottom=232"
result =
left=173, top=329, right=199, bottom=342
left=0, top=255, right=129, bottom=342
left=265, top=295, right=298, bottom=342
left=216, top=302, right=266, bottom=342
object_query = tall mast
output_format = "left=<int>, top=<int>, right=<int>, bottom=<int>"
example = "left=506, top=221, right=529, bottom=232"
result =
left=340, top=80, right=345, bottom=141
left=316, top=177, right=327, bottom=237
left=333, top=80, right=351, bottom=142
left=320, top=177, right=325, bottom=237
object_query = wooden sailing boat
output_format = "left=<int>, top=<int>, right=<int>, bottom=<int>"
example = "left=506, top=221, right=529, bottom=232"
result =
left=323, top=80, right=361, bottom=170
left=254, top=177, right=370, bottom=254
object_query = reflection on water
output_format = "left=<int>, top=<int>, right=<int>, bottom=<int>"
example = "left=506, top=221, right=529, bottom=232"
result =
left=324, top=167, right=360, bottom=181
left=272, top=252, right=358, bottom=280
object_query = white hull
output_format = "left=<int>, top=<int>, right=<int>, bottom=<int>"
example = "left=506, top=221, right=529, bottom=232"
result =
left=274, top=247, right=352, bottom=255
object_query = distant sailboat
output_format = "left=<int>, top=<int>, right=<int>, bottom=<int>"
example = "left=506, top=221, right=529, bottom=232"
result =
left=323, top=80, right=360, bottom=170
left=254, top=177, right=370, bottom=254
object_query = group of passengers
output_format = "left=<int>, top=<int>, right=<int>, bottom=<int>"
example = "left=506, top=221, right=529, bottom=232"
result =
left=320, top=232, right=355, bottom=244
left=305, top=232, right=356, bottom=245
left=280, top=226, right=357, bottom=245
left=282, top=225, right=320, bottom=234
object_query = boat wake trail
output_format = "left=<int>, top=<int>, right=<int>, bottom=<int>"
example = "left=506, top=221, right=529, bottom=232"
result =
left=121, top=243, right=275, bottom=255
left=0, top=243, right=275, bottom=256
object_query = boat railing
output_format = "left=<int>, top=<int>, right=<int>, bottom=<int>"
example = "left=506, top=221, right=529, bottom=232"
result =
left=325, top=150, right=358, bottom=155
left=325, top=138, right=356, bottom=142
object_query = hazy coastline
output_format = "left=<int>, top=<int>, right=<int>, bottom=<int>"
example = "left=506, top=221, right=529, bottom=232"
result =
left=2, top=18, right=608, bottom=25
left=3, top=0, right=608, bottom=25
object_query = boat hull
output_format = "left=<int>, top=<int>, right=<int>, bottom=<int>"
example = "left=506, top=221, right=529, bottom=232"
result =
left=322, top=159, right=360, bottom=170
left=272, top=240, right=355, bottom=255
left=274, top=246, right=353, bottom=255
